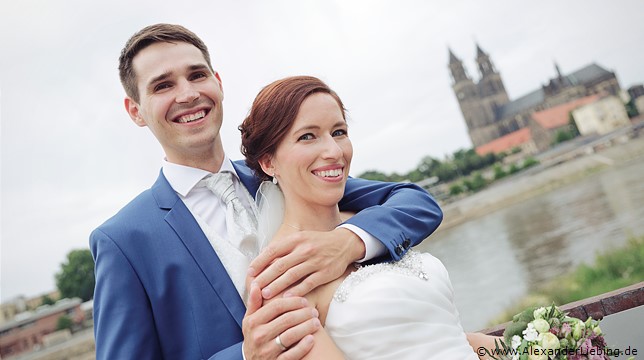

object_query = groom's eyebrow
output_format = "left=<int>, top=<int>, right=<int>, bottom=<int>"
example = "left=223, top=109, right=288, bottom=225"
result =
left=146, top=64, right=211, bottom=91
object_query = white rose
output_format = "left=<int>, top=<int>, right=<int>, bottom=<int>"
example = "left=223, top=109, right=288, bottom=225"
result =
left=527, top=345, right=548, bottom=360
left=532, top=319, right=550, bottom=333
left=511, top=335, right=522, bottom=349
left=522, top=323, right=539, bottom=342
left=533, top=307, right=547, bottom=320
left=540, top=332, right=561, bottom=351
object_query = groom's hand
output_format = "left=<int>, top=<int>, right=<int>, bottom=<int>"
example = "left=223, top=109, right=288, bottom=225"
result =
left=249, top=228, right=364, bottom=299
left=242, top=283, right=319, bottom=359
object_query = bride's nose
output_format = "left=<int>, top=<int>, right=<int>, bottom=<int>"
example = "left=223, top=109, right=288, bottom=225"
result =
left=320, top=135, right=343, bottom=159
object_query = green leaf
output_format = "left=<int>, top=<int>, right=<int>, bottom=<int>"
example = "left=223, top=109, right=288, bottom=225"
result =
left=504, top=321, right=528, bottom=344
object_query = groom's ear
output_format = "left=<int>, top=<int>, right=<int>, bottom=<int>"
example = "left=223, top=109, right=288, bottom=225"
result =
left=258, top=155, right=274, bottom=176
left=125, top=97, right=146, bottom=127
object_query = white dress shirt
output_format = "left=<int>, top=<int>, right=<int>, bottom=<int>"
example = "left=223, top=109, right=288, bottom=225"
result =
left=162, top=156, right=385, bottom=271
left=163, top=157, right=256, bottom=246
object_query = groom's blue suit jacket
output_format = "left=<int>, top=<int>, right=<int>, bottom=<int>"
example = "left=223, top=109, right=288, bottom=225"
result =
left=90, top=160, right=442, bottom=359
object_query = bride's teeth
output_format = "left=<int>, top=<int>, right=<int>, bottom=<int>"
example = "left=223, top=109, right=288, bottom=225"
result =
left=315, top=169, right=342, bottom=177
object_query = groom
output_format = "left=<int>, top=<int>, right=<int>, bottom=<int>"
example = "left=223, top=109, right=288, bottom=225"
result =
left=90, top=23, right=443, bottom=360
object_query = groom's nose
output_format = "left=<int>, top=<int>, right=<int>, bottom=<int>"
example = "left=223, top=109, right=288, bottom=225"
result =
left=176, top=79, right=200, bottom=103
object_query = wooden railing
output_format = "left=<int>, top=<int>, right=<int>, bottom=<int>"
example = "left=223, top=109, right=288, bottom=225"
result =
left=482, top=281, right=644, bottom=336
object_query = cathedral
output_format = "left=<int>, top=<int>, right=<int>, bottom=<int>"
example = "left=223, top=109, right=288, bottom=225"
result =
left=448, top=44, right=621, bottom=148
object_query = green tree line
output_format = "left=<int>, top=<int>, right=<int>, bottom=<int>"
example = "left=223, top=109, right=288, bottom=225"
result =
left=358, top=148, right=504, bottom=184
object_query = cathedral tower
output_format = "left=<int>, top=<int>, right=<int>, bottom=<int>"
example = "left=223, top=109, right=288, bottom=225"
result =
left=449, top=44, right=509, bottom=147
left=474, top=43, right=509, bottom=128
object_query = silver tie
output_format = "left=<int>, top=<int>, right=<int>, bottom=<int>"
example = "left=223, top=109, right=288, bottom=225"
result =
left=203, top=172, right=259, bottom=259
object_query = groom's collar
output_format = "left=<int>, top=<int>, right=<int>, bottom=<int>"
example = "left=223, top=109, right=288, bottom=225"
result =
left=162, top=156, right=240, bottom=197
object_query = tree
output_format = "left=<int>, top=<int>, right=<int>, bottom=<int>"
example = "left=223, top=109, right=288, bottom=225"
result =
left=55, top=249, right=95, bottom=301
left=41, top=294, right=56, bottom=306
left=433, top=162, right=458, bottom=182
left=449, top=183, right=464, bottom=196
left=56, top=315, right=73, bottom=331
left=405, top=169, right=425, bottom=183
left=417, top=156, right=442, bottom=178
left=468, top=172, right=487, bottom=192
left=493, top=164, right=507, bottom=180
left=358, top=170, right=390, bottom=181
left=521, top=157, right=539, bottom=169
left=625, top=99, right=639, bottom=118
left=552, top=130, right=574, bottom=145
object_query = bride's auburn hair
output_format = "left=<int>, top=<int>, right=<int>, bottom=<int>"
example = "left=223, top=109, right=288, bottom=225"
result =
left=239, top=76, right=347, bottom=181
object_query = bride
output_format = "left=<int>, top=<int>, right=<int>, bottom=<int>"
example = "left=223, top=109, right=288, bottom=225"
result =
left=239, top=76, right=496, bottom=359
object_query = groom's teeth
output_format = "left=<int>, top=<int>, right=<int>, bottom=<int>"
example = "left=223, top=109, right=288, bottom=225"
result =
left=314, top=169, right=342, bottom=177
left=177, top=110, right=206, bottom=123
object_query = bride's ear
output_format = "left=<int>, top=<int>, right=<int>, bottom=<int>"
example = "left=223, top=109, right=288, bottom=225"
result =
left=258, top=155, right=275, bottom=177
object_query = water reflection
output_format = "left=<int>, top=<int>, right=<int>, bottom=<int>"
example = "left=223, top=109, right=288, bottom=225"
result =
left=417, top=157, right=644, bottom=331
left=503, top=196, right=571, bottom=287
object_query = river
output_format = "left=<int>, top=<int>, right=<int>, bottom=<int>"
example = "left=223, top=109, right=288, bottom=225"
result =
left=415, top=154, right=644, bottom=331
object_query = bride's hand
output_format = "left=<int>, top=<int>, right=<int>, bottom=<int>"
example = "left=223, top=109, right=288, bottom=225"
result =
left=242, top=283, right=318, bottom=359
left=248, top=228, right=364, bottom=299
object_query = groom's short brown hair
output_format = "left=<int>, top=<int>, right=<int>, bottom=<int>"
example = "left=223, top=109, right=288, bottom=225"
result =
left=118, top=23, right=214, bottom=103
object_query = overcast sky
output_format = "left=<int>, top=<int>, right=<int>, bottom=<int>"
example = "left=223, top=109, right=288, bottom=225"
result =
left=1, top=0, right=643, bottom=301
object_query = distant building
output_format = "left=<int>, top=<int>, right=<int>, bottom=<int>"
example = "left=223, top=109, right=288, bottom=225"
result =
left=529, top=95, right=601, bottom=152
left=448, top=44, right=622, bottom=149
left=627, top=84, right=644, bottom=100
left=474, top=127, right=534, bottom=156
left=627, top=84, right=644, bottom=115
left=635, top=96, right=644, bottom=115
left=0, top=298, right=84, bottom=358
left=475, top=94, right=630, bottom=155
left=572, top=95, right=631, bottom=135
left=1, top=291, right=60, bottom=325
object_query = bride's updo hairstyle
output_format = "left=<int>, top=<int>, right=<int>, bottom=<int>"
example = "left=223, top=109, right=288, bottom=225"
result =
left=239, top=76, right=346, bottom=181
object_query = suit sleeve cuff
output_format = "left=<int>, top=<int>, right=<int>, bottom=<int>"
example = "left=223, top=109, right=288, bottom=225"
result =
left=339, top=224, right=386, bottom=262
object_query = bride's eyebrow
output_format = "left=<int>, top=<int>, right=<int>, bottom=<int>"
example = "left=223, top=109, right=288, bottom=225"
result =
left=293, top=120, right=346, bottom=133
left=333, top=120, right=347, bottom=127
left=292, top=125, right=320, bottom=133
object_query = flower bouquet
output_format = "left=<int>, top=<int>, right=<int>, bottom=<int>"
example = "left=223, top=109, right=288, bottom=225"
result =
left=486, top=304, right=625, bottom=360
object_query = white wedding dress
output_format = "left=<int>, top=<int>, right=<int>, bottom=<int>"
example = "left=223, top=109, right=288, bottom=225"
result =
left=325, top=250, right=479, bottom=359
left=256, top=182, right=479, bottom=360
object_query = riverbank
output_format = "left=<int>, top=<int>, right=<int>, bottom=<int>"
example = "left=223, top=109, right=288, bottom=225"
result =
left=436, top=135, right=644, bottom=232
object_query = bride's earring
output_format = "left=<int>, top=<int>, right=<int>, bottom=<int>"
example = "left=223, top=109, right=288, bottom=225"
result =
left=272, top=176, right=278, bottom=185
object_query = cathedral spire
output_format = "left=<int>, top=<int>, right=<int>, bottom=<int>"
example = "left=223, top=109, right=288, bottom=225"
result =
left=475, top=42, right=496, bottom=78
left=554, top=61, right=563, bottom=79
left=475, top=42, right=486, bottom=57
left=447, top=47, right=470, bottom=84
left=448, top=47, right=460, bottom=64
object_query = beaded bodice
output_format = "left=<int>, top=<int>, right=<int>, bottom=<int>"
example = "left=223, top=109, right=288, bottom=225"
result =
left=333, top=250, right=429, bottom=303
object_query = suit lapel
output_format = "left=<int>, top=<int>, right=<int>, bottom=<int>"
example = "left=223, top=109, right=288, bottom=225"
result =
left=151, top=171, right=246, bottom=327
left=233, top=160, right=261, bottom=199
